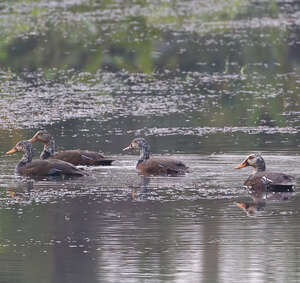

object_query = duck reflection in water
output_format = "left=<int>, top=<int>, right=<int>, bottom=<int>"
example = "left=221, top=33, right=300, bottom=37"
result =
left=131, top=175, right=151, bottom=200
left=7, top=180, right=34, bottom=202
left=236, top=201, right=266, bottom=216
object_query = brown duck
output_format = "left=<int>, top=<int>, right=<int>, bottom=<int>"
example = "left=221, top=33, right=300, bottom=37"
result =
left=235, top=153, right=295, bottom=191
left=7, top=140, right=85, bottom=177
left=123, top=138, right=189, bottom=176
left=29, top=130, right=114, bottom=166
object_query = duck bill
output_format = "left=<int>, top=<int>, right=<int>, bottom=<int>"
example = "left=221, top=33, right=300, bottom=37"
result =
left=235, top=160, right=248, bottom=169
left=6, top=147, right=18, bottom=154
left=122, top=145, right=132, bottom=151
left=28, top=136, right=37, bottom=143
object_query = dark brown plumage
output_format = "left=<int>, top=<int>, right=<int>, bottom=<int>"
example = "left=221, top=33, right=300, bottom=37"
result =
left=29, top=130, right=114, bottom=166
left=235, top=153, right=295, bottom=191
left=50, top=150, right=113, bottom=166
left=123, top=138, right=189, bottom=176
left=7, top=140, right=85, bottom=177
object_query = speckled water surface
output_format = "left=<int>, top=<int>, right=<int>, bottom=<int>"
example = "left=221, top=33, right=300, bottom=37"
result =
left=0, top=0, right=300, bottom=282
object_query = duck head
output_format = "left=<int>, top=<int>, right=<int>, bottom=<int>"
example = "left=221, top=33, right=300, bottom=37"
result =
left=28, top=130, right=51, bottom=144
left=123, top=138, right=151, bottom=165
left=7, top=140, right=33, bottom=155
left=123, top=138, right=150, bottom=152
left=7, top=140, right=34, bottom=164
left=235, top=153, right=266, bottom=173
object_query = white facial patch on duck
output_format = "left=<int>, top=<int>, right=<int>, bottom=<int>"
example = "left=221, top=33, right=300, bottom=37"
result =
left=246, top=154, right=256, bottom=165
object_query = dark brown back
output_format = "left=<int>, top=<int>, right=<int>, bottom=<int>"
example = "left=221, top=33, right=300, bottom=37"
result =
left=137, top=157, right=188, bottom=176
left=244, top=171, right=295, bottom=191
left=52, top=150, right=114, bottom=166
left=17, top=159, right=85, bottom=176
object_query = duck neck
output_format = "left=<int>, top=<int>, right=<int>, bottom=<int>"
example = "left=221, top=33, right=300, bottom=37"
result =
left=137, top=144, right=150, bottom=168
left=17, top=147, right=33, bottom=169
left=253, top=163, right=266, bottom=173
left=41, top=137, right=55, bottom=160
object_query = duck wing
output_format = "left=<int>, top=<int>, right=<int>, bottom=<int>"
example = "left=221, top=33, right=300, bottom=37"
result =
left=244, top=171, right=295, bottom=191
left=139, top=157, right=188, bottom=176
left=19, top=159, right=85, bottom=176
left=79, top=150, right=114, bottom=166
left=53, top=150, right=114, bottom=166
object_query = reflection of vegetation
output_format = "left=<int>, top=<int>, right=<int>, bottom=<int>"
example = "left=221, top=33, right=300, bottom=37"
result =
left=0, top=17, right=158, bottom=73
left=0, top=0, right=297, bottom=74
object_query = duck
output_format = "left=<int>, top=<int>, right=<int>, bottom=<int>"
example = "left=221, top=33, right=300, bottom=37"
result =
left=28, top=130, right=114, bottom=166
left=123, top=138, right=189, bottom=176
left=6, top=140, right=86, bottom=177
left=235, top=153, right=295, bottom=191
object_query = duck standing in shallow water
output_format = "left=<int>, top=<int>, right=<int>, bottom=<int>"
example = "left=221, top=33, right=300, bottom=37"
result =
left=7, top=140, right=85, bottom=177
left=29, top=130, right=114, bottom=166
left=123, top=138, right=189, bottom=176
left=235, top=153, right=295, bottom=191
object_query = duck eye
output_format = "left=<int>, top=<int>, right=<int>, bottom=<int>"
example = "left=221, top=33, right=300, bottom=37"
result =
left=248, top=155, right=254, bottom=160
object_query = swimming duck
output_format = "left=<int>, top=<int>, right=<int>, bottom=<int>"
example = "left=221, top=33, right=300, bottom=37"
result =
left=29, top=130, right=114, bottom=166
left=7, top=140, right=85, bottom=177
left=235, top=153, right=295, bottom=191
left=123, top=138, right=189, bottom=176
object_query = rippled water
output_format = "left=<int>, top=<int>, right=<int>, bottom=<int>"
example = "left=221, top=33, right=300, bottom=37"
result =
left=0, top=152, right=299, bottom=282
left=0, top=0, right=300, bottom=282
